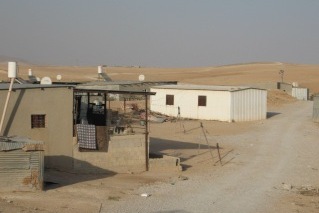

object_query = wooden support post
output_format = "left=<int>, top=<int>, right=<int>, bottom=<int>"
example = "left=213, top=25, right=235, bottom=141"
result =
left=200, top=122, right=214, bottom=164
left=145, top=90, right=149, bottom=171
left=104, top=92, right=107, bottom=125
left=217, top=143, right=222, bottom=166
left=0, top=78, right=15, bottom=135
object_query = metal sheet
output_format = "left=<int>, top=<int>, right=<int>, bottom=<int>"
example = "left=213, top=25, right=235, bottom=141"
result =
left=231, top=89, right=267, bottom=122
left=0, top=137, right=43, bottom=151
left=0, top=149, right=44, bottom=190
left=292, top=88, right=308, bottom=100
left=313, top=96, right=319, bottom=122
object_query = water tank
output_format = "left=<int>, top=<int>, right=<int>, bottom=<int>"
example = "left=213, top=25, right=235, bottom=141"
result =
left=8, top=61, right=18, bottom=78
left=98, top=66, right=103, bottom=74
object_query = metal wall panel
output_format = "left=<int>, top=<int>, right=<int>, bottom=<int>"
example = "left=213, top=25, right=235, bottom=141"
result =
left=0, top=151, right=30, bottom=169
left=292, top=88, right=308, bottom=100
left=0, top=149, right=43, bottom=190
left=231, top=89, right=267, bottom=122
left=150, top=87, right=267, bottom=122
left=313, top=96, right=319, bottom=122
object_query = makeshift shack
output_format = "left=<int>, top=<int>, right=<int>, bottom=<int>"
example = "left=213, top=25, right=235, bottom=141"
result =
left=0, top=136, right=44, bottom=191
left=0, top=83, right=181, bottom=174
left=277, top=82, right=309, bottom=100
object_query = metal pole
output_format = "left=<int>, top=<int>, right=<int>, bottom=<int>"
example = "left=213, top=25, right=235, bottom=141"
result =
left=0, top=78, right=15, bottom=135
left=217, top=143, right=222, bottom=166
left=200, top=122, right=214, bottom=164
left=145, top=90, right=149, bottom=171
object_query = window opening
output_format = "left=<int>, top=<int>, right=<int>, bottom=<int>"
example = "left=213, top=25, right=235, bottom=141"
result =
left=31, top=114, right=46, bottom=128
left=198, top=96, right=207, bottom=106
left=166, top=95, right=174, bottom=105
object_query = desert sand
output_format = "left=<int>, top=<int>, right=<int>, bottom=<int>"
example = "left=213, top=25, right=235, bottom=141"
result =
left=0, top=62, right=318, bottom=212
left=0, top=62, right=319, bottom=94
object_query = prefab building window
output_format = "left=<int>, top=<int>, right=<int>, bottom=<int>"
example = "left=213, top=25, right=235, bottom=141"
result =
left=31, top=114, right=46, bottom=128
left=166, top=95, right=174, bottom=105
left=198, top=96, right=207, bottom=106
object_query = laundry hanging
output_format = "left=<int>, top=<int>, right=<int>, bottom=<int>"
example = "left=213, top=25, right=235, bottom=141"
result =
left=76, top=124, right=97, bottom=149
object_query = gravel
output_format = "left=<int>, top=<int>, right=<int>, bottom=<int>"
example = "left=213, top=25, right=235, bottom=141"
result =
left=103, top=101, right=319, bottom=213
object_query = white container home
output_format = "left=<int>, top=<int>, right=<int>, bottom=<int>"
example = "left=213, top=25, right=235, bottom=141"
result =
left=150, top=85, right=267, bottom=122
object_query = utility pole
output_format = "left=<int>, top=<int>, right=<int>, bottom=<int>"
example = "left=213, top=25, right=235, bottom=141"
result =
left=279, top=70, right=285, bottom=83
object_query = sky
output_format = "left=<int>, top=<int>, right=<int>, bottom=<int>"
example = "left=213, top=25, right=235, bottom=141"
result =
left=0, top=0, right=318, bottom=67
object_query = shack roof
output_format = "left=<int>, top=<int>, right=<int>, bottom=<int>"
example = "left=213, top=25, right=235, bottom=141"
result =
left=75, top=81, right=171, bottom=95
left=0, top=136, right=44, bottom=151
left=74, top=88, right=156, bottom=96
left=151, top=84, right=266, bottom=92
left=78, top=81, right=177, bottom=86
left=0, top=83, right=74, bottom=90
left=0, top=83, right=155, bottom=95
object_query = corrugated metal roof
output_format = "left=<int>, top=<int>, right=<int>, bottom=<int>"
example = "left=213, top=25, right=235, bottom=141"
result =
left=78, top=81, right=177, bottom=86
left=79, top=81, right=140, bottom=86
left=74, top=88, right=156, bottom=95
left=0, top=136, right=43, bottom=151
left=0, top=83, right=74, bottom=90
left=151, top=84, right=265, bottom=92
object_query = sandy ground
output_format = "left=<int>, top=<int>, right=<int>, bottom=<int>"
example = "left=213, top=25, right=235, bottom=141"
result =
left=0, top=62, right=318, bottom=212
left=102, top=101, right=319, bottom=213
left=0, top=100, right=319, bottom=212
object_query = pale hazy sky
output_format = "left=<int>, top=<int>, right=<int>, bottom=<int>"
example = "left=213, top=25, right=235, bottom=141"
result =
left=0, top=0, right=318, bottom=67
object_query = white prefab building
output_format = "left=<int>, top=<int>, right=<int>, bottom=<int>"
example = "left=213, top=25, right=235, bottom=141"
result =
left=150, top=85, right=267, bottom=122
left=292, top=87, right=309, bottom=101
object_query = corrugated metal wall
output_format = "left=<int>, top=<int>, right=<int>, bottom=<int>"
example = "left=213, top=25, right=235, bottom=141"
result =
left=313, top=96, right=319, bottom=122
left=151, top=87, right=267, bottom=122
left=292, top=88, right=309, bottom=100
left=0, top=149, right=44, bottom=191
left=231, top=89, right=267, bottom=122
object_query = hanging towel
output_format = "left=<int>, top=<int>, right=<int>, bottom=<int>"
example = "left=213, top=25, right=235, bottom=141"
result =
left=76, top=124, right=97, bottom=149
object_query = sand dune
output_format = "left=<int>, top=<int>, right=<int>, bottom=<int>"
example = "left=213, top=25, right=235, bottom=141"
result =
left=0, top=62, right=318, bottom=94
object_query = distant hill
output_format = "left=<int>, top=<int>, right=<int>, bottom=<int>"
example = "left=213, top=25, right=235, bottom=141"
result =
left=0, top=55, right=31, bottom=65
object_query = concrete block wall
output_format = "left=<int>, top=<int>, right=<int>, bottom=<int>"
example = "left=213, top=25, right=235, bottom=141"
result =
left=149, top=155, right=182, bottom=172
left=277, top=82, right=293, bottom=95
left=244, top=82, right=277, bottom=90
left=73, top=134, right=147, bottom=173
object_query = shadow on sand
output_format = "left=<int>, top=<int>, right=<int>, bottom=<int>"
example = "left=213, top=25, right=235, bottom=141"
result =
left=44, top=156, right=116, bottom=191
left=150, top=137, right=218, bottom=154
left=150, top=137, right=223, bottom=170
left=267, top=112, right=281, bottom=119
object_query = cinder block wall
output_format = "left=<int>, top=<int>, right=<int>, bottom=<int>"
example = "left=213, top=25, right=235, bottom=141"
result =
left=244, top=82, right=277, bottom=90
left=73, top=134, right=147, bottom=173
left=277, top=82, right=293, bottom=95
left=149, top=155, right=182, bottom=172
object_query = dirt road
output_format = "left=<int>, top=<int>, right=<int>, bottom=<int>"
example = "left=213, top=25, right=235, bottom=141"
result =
left=104, top=101, right=319, bottom=213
